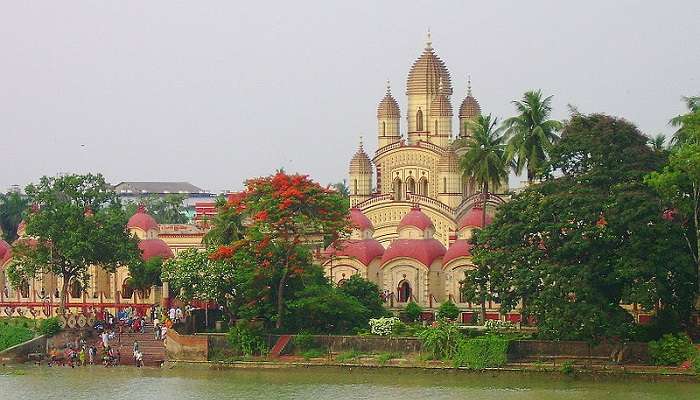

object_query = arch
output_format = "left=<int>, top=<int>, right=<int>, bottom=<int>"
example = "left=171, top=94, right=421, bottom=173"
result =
left=19, top=279, right=30, bottom=298
left=416, top=109, right=424, bottom=131
left=397, top=280, right=412, bottom=303
left=121, top=278, right=134, bottom=299
left=419, top=177, right=428, bottom=196
left=69, top=279, right=82, bottom=299
left=405, top=177, right=416, bottom=194
left=393, top=178, right=403, bottom=201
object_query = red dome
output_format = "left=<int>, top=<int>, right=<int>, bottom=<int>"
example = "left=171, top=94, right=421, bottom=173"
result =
left=127, top=205, right=159, bottom=232
left=458, top=207, right=492, bottom=230
left=349, top=208, right=373, bottom=231
left=443, top=239, right=473, bottom=265
left=138, top=239, right=174, bottom=261
left=0, top=240, right=11, bottom=266
left=381, top=239, right=446, bottom=266
left=326, top=239, right=384, bottom=266
left=398, top=207, right=434, bottom=231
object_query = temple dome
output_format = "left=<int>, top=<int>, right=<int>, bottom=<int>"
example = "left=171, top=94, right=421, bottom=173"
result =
left=127, top=205, right=159, bottom=232
left=349, top=142, right=372, bottom=174
left=0, top=240, right=11, bottom=266
left=398, top=206, right=434, bottom=231
left=325, top=239, right=384, bottom=266
left=138, top=239, right=174, bottom=261
left=458, top=207, right=492, bottom=230
left=406, top=41, right=452, bottom=96
left=377, top=84, right=400, bottom=119
left=349, top=208, right=373, bottom=231
left=459, top=95, right=481, bottom=119
left=381, top=238, right=446, bottom=266
left=443, top=239, right=472, bottom=265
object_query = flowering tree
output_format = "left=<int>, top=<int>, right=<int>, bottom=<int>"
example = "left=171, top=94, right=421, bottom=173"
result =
left=209, top=172, right=350, bottom=329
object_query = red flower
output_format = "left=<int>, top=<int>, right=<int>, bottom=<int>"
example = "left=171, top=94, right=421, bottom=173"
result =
left=254, top=211, right=269, bottom=222
left=209, top=245, right=234, bottom=260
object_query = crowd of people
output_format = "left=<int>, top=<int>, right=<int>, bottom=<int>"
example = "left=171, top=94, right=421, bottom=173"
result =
left=45, top=304, right=190, bottom=368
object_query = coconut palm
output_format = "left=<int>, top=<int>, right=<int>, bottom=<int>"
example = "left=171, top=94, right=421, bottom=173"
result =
left=503, top=90, right=562, bottom=183
left=648, top=133, right=667, bottom=152
left=0, top=192, right=29, bottom=241
left=460, top=114, right=508, bottom=325
left=670, top=95, right=700, bottom=145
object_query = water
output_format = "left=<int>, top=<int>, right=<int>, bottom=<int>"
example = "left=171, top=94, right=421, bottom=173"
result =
left=0, top=365, right=697, bottom=400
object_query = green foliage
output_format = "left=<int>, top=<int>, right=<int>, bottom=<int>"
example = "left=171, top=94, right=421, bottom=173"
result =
left=453, top=335, right=510, bottom=369
left=338, top=275, right=388, bottom=319
left=417, top=320, right=463, bottom=360
left=404, top=301, right=423, bottom=322
left=292, top=331, right=315, bottom=352
left=203, top=195, right=243, bottom=246
left=336, top=349, right=363, bottom=362
left=437, top=301, right=460, bottom=320
left=0, top=191, right=29, bottom=242
left=38, top=317, right=61, bottom=336
left=7, top=174, right=140, bottom=310
left=124, top=194, right=189, bottom=224
left=0, top=319, right=34, bottom=351
left=227, top=320, right=267, bottom=357
left=376, top=352, right=401, bottom=365
left=560, top=360, right=575, bottom=375
left=127, top=256, right=163, bottom=291
left=301, top=348, right=326, bottom=360
left=460, top=114, right=509, bottom=194
left=649, top=333, right=698, bottom=366
left=465, top=114, right=696, bottom=341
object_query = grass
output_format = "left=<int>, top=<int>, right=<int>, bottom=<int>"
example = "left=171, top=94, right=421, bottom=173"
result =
left=376, top=352, right=401, bottom=365
left=301, top=348, right=326, bottom=360
left=336, top=349, right=364, bottom=363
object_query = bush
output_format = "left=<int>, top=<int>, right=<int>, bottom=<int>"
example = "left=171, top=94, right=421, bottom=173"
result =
left=336, top=349, right=363, bottom=362
left=649, top=333, right=697, bottom=366
left=227, top=320, right=267, bottom=357
left=301, top=348, right=326, bottom=360
left=0, top=321, right=34, bottom=352
left=38, top=317, right=61, bottom=336
left=376, top=352, right=401, bottom=365
left=369, top=317, right=400, bottom=336
left=417, top=320, right=463, bottom=360
left=404, top=302, right=423, bottom=322
left=560, top=360, right=575, bottom=375
left=437, top=301, right=460, bottom=320
left=292, top=331, right=315, bottom=352
left=453, top=335, right=510, bottom=369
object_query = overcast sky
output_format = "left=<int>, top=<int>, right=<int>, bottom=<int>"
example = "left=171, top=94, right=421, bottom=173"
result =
left=1, top=1, right=698, bottom=193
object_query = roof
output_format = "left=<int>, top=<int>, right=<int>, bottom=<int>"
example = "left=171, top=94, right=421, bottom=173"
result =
left=138, top=239, right=174, bottom=261
left=114, top=181, right=207, bottom=194
left=381, top=238, right=446, bottom=266
left=443, top=239, right=472, bottom=265
left=398, top=206, right=434, bottom=231
left=0, top=240, right=11, bottom=266
left=127, top=205, right=159, bottom=232
left=459, top=95, right=481, bottom=119
left=407, top=44, right=452, bottom=96
left=349, top=208, right=373, bottom=231
left=458, top=207, right=492, bottom=230
left=350, top=143, right=372, bottom=173
left=326, top=239, right=385, bottom=266
left=377, top=85, right=400, bottom=119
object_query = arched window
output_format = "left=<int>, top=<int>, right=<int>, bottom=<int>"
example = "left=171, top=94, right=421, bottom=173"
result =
left=353, top=179, right=358, bottom=195
left=420, top=178, right=428, bottom=196
left=443, top=177, right=447, bottom=193
left=393, top=178, right=403, bottom=201
left=382, top=122, right=386, bottom=136
left=121, top=279, right=134, bottom=299
left=397, top=280, right=411, bottom=303
left=406, top=177, right=416, bottom=194
left=69, top=279, right=82, bottom=299
left=19, top=279, right=30, bottom=298
left=416, top=109, right=424, bottom=131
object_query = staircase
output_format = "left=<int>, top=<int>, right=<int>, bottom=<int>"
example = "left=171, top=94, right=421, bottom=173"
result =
left=269, top=335, right=292, bottom=358
left=115, top=322, right=167, bottom=367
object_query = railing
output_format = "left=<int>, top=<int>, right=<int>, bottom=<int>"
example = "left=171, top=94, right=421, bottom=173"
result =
left=374, top=139, right=446, bottom=159
left=355, top=193, right=394, bottom=209
left=405, top=193, right=454, bottom=216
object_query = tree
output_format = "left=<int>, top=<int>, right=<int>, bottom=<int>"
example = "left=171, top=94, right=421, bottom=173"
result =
left=404, top=301, right=423, bottom=322
left=503, top=90, right=563, bottom=182
left=124, top=194, right=189, bottom=224
left=437, top=300, right=460, bottom=320
left=331, top=180, right=350, bottom=198
left=207, top=172, right=349, bottom=330
left=460, top=114, right=509, bottom=324
left=338, top=274, right=387, bottom=319
left=286, top=281, right=370, bottom=334
left=670, top=96, right=700, bottom=145
left=202, top=194, right=244, bottom=246
left=7, top=174, right=140, bottom=312
left=648, top=133, right=668, bottom=153
left=464, top=114, right=696, bottom=340
left=0, top=192, right=29, bottom=242
left=127, top=256, right=163, bottom=296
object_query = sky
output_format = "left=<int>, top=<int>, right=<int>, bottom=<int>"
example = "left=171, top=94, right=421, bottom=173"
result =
left=1, top=1, right=698, bottom=193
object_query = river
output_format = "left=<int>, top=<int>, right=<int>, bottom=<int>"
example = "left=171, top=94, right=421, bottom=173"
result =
left=1, top=365, right=697, bottom=399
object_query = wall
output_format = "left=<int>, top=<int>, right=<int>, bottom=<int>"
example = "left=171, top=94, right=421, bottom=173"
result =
left=508, top=340, right=650, bottom=364
left=164, top=330, right=208, bottom=361
left=0, top=335, right=47, bottom=363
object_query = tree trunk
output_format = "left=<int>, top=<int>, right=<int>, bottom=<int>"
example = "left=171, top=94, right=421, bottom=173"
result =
left=275, top=271, right=288, bottom=330
left=59, top=277, right=69, bottom=315
left=480, top=182, right=488, bottom=325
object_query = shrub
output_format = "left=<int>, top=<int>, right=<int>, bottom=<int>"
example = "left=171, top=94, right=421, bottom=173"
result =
left=453, top=335, right=509, bottom=369
left=484, top=319, right=516, bottom=333
left=369, top=317, right=400, bottom=336
left=336, top=349, right=363, bottom=362
left=38, top=317, right=61, bottom=336
left=0, top=322, right=33, bottom=352
left=227, top=320, right=267, bottom=357
left=301, top=348, right=326, bottom=360
left=437, top=301, right=460, bottom=320
left=417, top=320, right=463, bottom=360
left=649, top=333, right=697, bottom=366
left=560, top=360, right=575, bottom=375
left=293, top=331, right=315, bottom=352
left=404, top=302, right=423, bottom=322
left=376, top=352, right=401, bottom=365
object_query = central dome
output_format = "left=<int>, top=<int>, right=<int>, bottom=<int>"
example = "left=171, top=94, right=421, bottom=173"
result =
left=407, top=44, right=452, bottom=96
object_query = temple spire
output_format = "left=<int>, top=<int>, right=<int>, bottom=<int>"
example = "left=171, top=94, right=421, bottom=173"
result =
left=425, top=28, right=432, bottom=50
left=386, top=80, right=392, bottom=94
left=467, top=74, right=472, bottom=96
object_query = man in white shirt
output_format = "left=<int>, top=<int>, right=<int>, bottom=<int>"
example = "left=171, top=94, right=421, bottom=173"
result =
left=168, top=307, right=176, bottom=321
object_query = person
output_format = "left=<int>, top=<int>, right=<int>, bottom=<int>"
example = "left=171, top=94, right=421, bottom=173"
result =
left=168, top=307, right=176, bottom=322
left=135, top=350, right=143, bottom=368
left=160, top=325, right=168, bottom=341
left=132, top=317, right=141, bottom=333
left=78, top=347, right=86, bottom=366
left=140, top=317, right=146, bottom=334
left=175, top=307, right=183, bottom=324
left=88, top=345, right=96, bottom=365
left=133, top=340, right=140, bottom=357
left=101, top=331, right=109, bottom=349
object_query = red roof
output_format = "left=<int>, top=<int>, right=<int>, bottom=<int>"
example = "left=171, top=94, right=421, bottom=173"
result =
left=443, top=239, right=473, bottom=265
left=127, top=205, right=159, bottom=232
left=458, top=207, right=492, bottom=230
left=349, top=208, right=373, bottom=231
left=326, top=239, right=384, bottom=266
left=381, top=238, right=446, bottom=266
left=398, top=206, right=434, bottom=231
left=0, top=240, right=11, bottom=266
left=138, top=239, right=174, bottom=261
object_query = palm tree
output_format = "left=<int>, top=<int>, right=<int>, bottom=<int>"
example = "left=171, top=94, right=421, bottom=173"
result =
left=460, top=114, right=508, bottom=324
left=203, top=196, right=244, bottom=246
left=648, top=133, right=667, bottom=152
left=0, top=192, right=29, bottom=242
left=503, top=90, right=562, bottom=183
left=670, top=95, right=700, bottom=145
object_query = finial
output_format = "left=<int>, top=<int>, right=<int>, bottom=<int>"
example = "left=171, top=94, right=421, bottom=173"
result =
left=359, top=135, right=364, bottom=150
left=426, top=28, right=432, bottom=49
left=467, top=74, right=472, bottom=96
left=386, top=80, right=391, bottom=94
